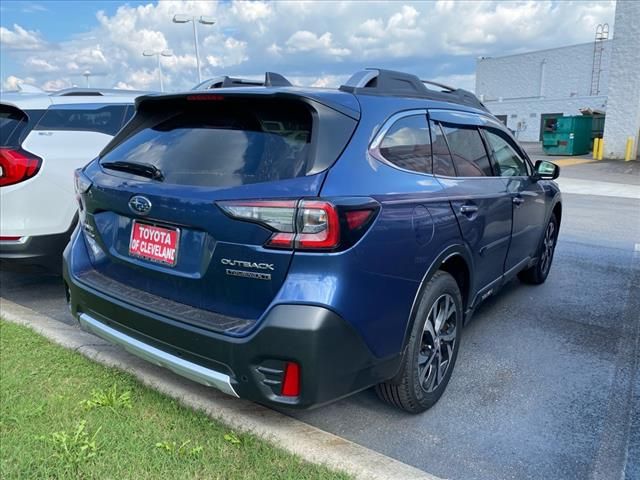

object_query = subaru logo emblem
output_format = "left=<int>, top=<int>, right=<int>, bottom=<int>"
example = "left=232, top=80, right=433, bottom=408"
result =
left=129, top=195, right=152, bottom=215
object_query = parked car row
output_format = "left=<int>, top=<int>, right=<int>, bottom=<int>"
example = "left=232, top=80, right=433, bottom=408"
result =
left=2, top=69, right=561, bottom=413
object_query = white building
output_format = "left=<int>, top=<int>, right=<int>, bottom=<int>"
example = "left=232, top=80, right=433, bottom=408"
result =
left=476, top=41, right=610, bottom=142
left=475, top=0, right=639, bottom=159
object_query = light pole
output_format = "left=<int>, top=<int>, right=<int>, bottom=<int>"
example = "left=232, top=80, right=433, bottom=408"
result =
left=142, top=50, right=173, bottom=92
left=172, top=14, right=215, bottom=84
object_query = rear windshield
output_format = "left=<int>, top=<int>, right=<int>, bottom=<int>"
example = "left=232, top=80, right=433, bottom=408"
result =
left=100, top=99, right=313, bottom=187
left=0, top=105, right=28, bottom=147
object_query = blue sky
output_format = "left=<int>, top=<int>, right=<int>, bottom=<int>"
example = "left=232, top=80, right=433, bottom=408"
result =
left=0, top=0, right=616, bottom=92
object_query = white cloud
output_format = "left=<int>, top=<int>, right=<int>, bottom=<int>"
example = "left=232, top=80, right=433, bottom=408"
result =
left=0, top=24, right=46, bottom=51
left=204, top=36, right=248, bottom=67
left=2, top=75, right=37, bottom=91
left=1, top=0, right=617, bottom=93
left=42, top=78, right=71, bottom=91
left=21, top=3, right=48, bottom=14
left=23, top=57, right=58, bottom=73
left=285, top=31, right=351, bottom=57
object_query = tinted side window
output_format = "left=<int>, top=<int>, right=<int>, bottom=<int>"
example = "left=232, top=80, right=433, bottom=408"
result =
left=483, top=129, right=529, bottom=177
left=429, top=120, right=455, bottom=177
left=378, top=115, right=432, bottom=174
left=34, top=105, right=128, bottom=136
left=440, top=123, right=492, bottom=177
left=0, top=105, right=27, bottom=147
left=0, top=106, right=45, bottom=147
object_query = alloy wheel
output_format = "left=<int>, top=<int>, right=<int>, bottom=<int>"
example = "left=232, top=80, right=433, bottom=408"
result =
left=418, top=293, right=457, bottom=393
left=540, top=221, right=556, bottom=275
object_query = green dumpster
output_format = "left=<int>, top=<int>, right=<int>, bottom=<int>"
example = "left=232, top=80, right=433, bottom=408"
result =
left=542, top=116, right=593, bottom=156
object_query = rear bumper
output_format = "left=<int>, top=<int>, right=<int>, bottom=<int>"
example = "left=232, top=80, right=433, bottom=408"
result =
left=63, top=243, right=399, bottom=409
left=0, top=216, right=77, bottom=268
left=78, top=312, right=238, bottom=397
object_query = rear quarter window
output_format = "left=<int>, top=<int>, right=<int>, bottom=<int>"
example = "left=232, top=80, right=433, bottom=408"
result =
left=378, top=114, right=432, bottom=174
left=100, top=99, right=316, bottom=187
left=35, top=104, right=128, bottom=136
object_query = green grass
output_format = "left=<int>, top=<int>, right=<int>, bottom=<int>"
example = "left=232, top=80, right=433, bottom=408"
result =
left=0, top=320, right=350, bottom=480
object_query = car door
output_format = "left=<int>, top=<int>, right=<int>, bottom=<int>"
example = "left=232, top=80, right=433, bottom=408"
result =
left=429, top=110, right=513, bottom=297
left=482, top=126, right=547, bottom=271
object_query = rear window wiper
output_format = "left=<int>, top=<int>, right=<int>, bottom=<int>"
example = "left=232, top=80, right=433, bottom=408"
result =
left=101, top=161, right=164, bottom=181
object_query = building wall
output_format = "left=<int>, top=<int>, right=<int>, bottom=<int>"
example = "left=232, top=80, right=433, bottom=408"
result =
left=602, top=0, right=640, bottom=160
left=476, top=41, right=612, bottom=102
left=481, top=96, right=607, bottom=142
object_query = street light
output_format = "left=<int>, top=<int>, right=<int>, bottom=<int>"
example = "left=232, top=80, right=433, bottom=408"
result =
left=143, top=50, right=173, bottom=92
left=172, top=14, right=215, bottom=84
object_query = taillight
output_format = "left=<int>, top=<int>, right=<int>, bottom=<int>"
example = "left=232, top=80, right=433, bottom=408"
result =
left=218, top=198, right=378, bottom=251
left=295, top=201, right=340, bottom=250
left=0, top=148, right=42, bottom=187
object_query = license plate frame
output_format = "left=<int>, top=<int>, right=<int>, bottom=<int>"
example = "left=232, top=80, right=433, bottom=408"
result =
left=129, top=220, right=180, bottom=267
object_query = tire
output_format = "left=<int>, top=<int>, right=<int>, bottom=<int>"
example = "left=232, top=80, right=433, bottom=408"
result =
left=518, top=213, right=558, bottom=285
left=376, top=270, right=462, bottom=413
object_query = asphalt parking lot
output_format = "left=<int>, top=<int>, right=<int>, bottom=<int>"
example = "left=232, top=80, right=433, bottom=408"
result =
left=1, top=159, right=638, bottom=480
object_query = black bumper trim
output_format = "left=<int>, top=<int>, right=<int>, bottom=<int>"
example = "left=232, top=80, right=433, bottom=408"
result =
left=64, top=261, right=401, bottom=409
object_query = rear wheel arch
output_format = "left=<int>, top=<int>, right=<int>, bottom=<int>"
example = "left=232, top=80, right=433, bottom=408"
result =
left=552, top=201, right=562, bottom=228
left=397, top=246, right=473, bottom=365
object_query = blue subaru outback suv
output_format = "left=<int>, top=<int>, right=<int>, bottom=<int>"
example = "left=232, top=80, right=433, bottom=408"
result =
left=64, top=69, right=561, bottom=413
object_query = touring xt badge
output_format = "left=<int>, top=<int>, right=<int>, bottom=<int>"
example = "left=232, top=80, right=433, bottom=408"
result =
left=221, top=258, right=274, bottom=281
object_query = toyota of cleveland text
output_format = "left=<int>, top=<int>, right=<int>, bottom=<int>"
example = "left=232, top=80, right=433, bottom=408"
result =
left=63, top=69, right=562, bottom=413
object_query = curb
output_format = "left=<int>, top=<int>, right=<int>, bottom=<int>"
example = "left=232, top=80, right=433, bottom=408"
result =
left=0, top=298, right=441, bottom=480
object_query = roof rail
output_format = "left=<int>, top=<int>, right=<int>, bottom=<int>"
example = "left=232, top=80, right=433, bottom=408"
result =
left=194, top=71, right=292, bottom=90
left=339, top=68, right=487, bottom=111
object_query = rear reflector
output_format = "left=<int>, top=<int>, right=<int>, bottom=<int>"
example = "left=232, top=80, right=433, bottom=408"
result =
left=281, top=362, right=300, bottom=397
left=0, top=236, right=22, bottom=241
left=0, top=148, right=42, bottom=187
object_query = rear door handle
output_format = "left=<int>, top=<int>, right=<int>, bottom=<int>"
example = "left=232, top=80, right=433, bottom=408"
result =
left=459, top=204, right=479, bottom=215
left=512, top=196, right=525, bottom=206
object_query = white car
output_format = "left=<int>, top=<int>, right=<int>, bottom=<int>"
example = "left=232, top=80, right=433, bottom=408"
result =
left=0, top=86, right=147, bottom=270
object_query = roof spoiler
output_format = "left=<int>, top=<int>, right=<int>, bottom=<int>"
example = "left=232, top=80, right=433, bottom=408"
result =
left=339, top=68, right=487, bottom=111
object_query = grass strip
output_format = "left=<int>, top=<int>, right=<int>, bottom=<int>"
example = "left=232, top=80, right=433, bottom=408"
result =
left=0, top=320, right=350, bottom=480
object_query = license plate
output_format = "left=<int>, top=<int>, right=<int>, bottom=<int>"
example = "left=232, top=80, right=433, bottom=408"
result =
left=129, top=221, right=179, bottom=266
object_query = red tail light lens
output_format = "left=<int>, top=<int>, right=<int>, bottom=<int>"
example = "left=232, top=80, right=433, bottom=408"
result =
left=218, top=199, right=378, bottom=251
left=0, top=148, right=42, bottom=187
left=296, top=201, right=340, bottom=250
left=281, top=361, right=300, bottom=397
left=345, top=209, right=375, bottom=230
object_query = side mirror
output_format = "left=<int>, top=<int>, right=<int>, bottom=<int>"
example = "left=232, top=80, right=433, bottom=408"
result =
left=533, top=160, right=560, bottom=180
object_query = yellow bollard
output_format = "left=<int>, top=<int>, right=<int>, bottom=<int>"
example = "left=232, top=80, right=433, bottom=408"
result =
left=625, top=136, right=634, bottom=161
left=593, top=138, right=600, bottom=159
left=597, top=138, right=604, bottom=160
